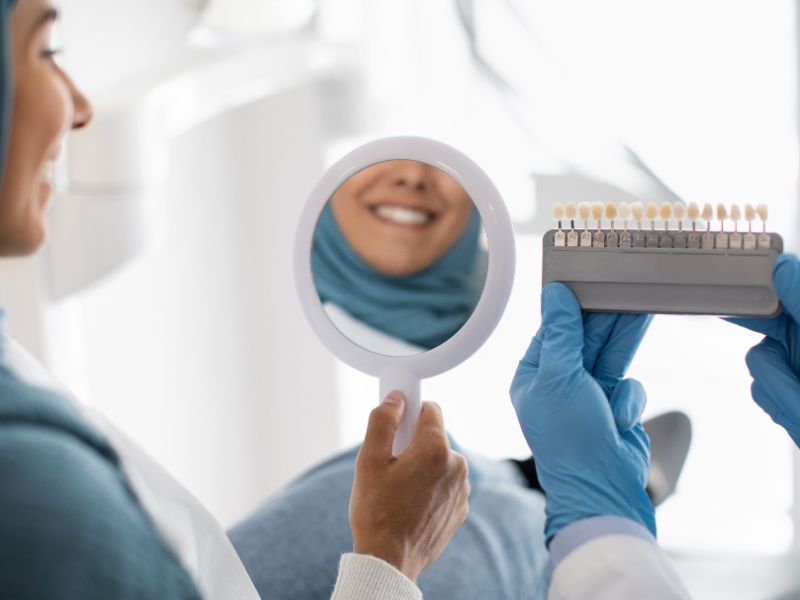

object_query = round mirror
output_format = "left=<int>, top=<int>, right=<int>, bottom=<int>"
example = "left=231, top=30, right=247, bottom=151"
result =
left=295, top=137, right=514, bottom=455
left=311, top=160, right=488, bottom=357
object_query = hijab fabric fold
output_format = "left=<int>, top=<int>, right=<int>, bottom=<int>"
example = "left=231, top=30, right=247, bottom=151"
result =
left=0, top=0, right=14, bottom=193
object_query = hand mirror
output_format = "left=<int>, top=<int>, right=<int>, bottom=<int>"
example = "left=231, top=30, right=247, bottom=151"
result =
left=295, top=137, right=514, bottom=455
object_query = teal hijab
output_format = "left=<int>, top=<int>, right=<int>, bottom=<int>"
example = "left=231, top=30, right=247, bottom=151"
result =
left=312, top=203, right=487, bottom=350
left=0, top=0, right=13, bottom=191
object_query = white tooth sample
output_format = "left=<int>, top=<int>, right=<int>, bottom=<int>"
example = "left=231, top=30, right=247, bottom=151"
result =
left=591, top=201, right=605, bottom=222
left=673, top=202, right=686, bottom=221
left=659, top=201, right=673, bottom=222
left=730, top=203, right=742, bottom=222
left=716, top=203, right=729, bottom=222
left=605, top=202, right=619, bottom=221
left=578, top=201, right=591, bottom=223
left=565, top=201, right=578, bottom=222
left=553, top=202, right=565, bottom=221
left=646, top=202, right=659, bottom=221
left=744, top=203, right=756, bottom=223
left=374, top=205, right=430, bottom=225
left=618, top=202, right=631, bottom=222
left=631, top=202, right=645, bottom=222
left=687, top=202, right=700, bottom=221
left=701, top=203, right=714, bottom=222
left=756, top=203, right=768, bottom=222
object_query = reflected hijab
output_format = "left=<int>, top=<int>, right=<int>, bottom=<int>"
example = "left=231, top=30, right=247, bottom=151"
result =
left=312, top=202, right=487, bottom=350
left=0, top=0, right=14, bottom=194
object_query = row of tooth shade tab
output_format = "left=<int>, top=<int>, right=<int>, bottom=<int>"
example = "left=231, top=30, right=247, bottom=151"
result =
left=551, top=201, right=772, bottom=250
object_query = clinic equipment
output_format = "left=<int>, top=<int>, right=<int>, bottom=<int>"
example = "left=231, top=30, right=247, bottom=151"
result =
left=543, top=201, right=783, bottom=316
left=295, top=137, right=515, bottom=455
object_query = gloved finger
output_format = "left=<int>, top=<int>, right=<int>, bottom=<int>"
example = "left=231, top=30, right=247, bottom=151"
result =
left=725, top=255, right=800, bottom=339
left=746, top=338, right=800, bottom=429
left=608, top=377, right=647, bottom=433
left=752, top=380, right=800, bottom=448
left=774, top=254, right=800, bottom=324
left=619, top=422, right=650, bottom=479
left=725, top=314, right=787, bottom=342
left=538, top=283, right=584, bottom=373
left=518, top=327, right=545, bottom=370
left=592, top=314, right=654, bottom=395
left=582, top=312, right=620, bottom=373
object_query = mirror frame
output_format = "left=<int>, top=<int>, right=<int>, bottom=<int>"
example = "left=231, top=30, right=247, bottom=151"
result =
left=294, top=136, right=515, bottom=378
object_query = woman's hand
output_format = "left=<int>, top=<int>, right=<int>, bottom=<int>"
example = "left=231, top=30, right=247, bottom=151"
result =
left=349, top=394, right=469, bottom=582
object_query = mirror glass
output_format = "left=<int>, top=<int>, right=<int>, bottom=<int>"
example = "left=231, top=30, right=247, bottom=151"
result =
left=311, top=160, right=488, bottom=357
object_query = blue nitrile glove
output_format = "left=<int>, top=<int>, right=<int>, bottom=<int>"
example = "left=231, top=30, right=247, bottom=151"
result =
left=510, top=283, right=656, bottom=543
left=727, top=253, right=800, bottom=448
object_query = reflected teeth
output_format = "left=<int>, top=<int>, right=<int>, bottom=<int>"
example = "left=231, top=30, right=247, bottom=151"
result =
left=373, top=205, right=432, bottom=225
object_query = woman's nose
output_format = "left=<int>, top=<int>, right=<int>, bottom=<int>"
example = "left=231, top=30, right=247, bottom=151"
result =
left=65, top=72, right=93, bottom=130
left=391, top=161, right=431, bottom=191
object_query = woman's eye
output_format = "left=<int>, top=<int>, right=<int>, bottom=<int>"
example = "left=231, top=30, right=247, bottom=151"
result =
left=39, top=48, right=62, bottom=61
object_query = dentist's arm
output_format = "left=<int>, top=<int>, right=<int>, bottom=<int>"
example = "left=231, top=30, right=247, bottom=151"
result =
left=510, top=283, right=690, bottom=600
left=727, top=253, right=800, bottom=447
left=331, top=394, right=470, bottom=600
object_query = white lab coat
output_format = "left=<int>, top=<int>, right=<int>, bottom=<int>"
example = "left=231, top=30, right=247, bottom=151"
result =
left=548, top=519, right=691, bottom=600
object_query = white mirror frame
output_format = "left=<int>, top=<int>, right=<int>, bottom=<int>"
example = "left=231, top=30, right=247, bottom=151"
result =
left=294, top=136, right=515, bottom=454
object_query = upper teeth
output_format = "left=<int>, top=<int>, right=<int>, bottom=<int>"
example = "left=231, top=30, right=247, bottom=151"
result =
left=374, top=205, right=432, bottom=225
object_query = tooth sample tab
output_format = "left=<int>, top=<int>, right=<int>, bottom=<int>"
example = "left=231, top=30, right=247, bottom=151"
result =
left=701, top=203, right=715, bottom=248
left=578, top=202, right=593, bottom=246
left=565, top=202, right=579, bottom=246
left=553, top=202, right=566, bottom=246
left=756, top=203, right=771, bottom=249
left=728, top=203, right=743, bottom=248
left=591, top=202, right=606, bottom=247
left=618, top=202, right=632, bottom=247
left=743, top=203, right=757, bottom=249
left=630, top=202, right=646, bottom=247
left=605, top=202, right=619, bottom=247
left=715, top=204, right=729, bottom=249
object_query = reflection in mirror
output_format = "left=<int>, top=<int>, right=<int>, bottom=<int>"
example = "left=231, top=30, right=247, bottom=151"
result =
left=311, top=160, right=488, bottom=357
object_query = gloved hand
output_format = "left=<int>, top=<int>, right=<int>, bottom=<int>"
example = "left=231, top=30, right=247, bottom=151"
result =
left=510, top=283, right=655, bottom=543
left=727, top=253, right=800, bottom=448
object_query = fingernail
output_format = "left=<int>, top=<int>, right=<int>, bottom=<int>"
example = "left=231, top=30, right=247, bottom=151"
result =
left=383, top=391, right=404, bottom=405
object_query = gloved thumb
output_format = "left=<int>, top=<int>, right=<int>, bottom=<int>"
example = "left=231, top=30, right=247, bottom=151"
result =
left=608, top=378, right=647, bottom=433
left=774, top=254, right=800, bottom=324
left=539, top=283, right=584, bottom=372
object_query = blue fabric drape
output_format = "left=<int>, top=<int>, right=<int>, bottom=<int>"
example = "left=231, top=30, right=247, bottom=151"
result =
left=0, top=0, right=14, bottom=191
left=312, top=202, right=487, bottom=350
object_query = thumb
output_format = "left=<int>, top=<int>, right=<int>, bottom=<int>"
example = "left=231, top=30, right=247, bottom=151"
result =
left=539, top=283, right=584, bottom=373
left=774, top=254, right=800, bottom=324
left=362, top=392, right=406, bottom=461
left=608, top=378, right=647, bottom=433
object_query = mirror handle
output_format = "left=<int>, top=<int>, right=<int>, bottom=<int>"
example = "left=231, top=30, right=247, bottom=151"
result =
left=379, top=365, right=422, bottom=457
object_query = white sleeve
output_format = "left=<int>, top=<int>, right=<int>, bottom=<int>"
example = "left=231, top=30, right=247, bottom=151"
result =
left=331, top=554, right=422, bottom=600
left=548, top=517, right=691, bottom=600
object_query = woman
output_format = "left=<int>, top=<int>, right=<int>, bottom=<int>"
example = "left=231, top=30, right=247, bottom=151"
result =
left=0, top=1, right=490, bottom=598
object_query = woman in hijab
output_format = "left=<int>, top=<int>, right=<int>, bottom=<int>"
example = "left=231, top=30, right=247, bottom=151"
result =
left=0, top=2, right=487, bottom=598
left=312, top=160, right=488, bottom=352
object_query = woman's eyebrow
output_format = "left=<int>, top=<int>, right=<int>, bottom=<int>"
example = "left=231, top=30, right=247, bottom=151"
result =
left=30, top=7, right=59, bottom=35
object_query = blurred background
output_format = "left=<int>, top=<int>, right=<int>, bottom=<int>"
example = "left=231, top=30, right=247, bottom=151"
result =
left=1, top=1, right=798, bottom=597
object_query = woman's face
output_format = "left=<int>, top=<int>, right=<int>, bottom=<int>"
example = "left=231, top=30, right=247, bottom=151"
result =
left=330, top=160, right=474, bottom=276
left=0, top=0, right=92, bottom=256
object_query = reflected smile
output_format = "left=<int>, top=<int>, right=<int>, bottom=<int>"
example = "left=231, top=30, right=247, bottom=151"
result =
left=369, top=204, right=437, bottom=226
